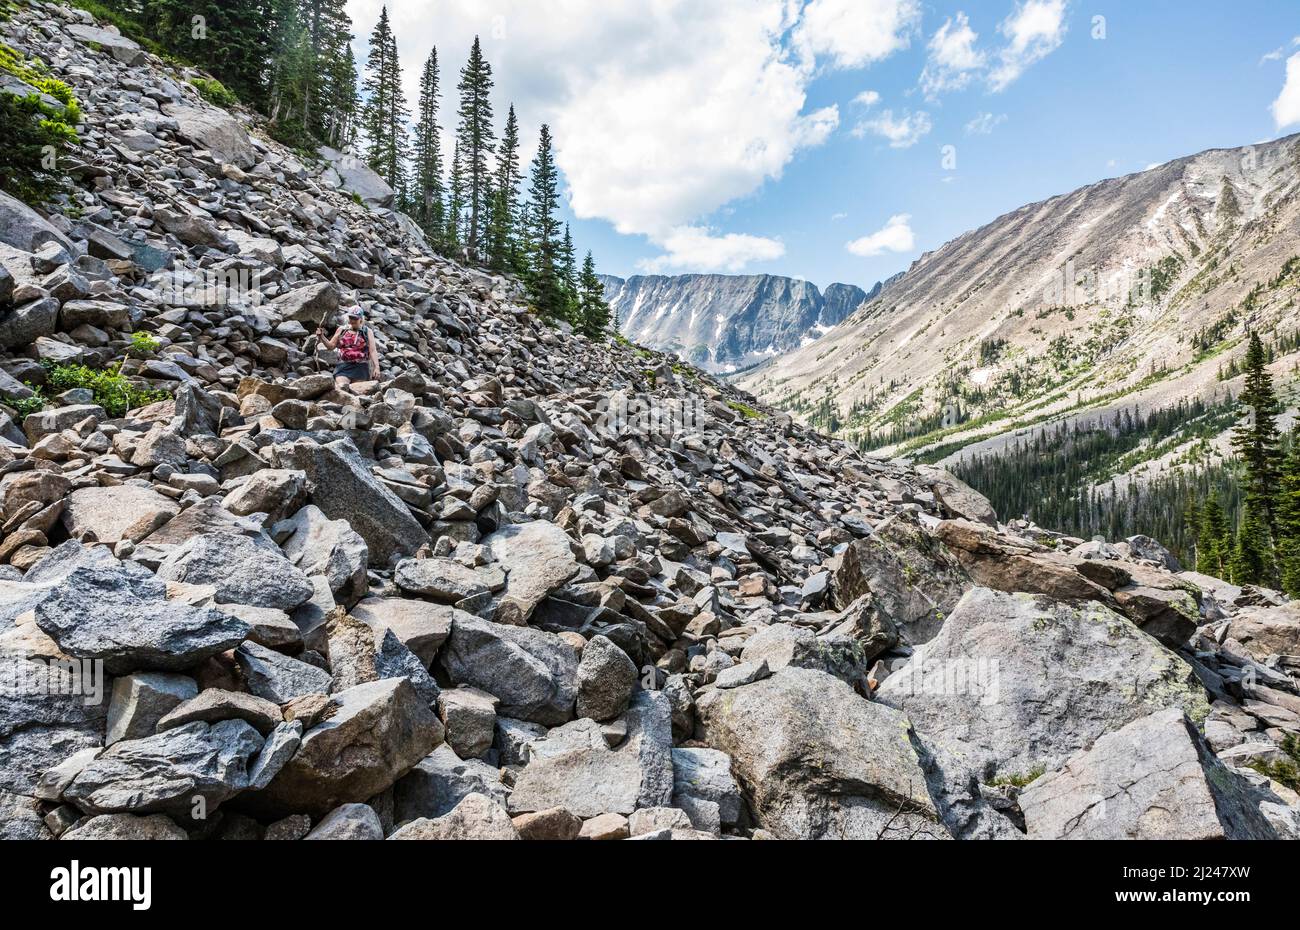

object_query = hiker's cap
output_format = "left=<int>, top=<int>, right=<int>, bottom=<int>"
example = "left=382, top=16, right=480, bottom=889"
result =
left=347, top=306, right=365, bottom=320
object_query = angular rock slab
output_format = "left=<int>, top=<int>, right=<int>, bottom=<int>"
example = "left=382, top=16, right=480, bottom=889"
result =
left=0, top=652, right=109, bottom=796
left=437, top=613, right=578, bottom=726
left=157, top=533, right=313, bottom=611
left=35, top=566, right=249, bottom=674
left=64, top=719, right=264, bottom=818
left=60, top=485, right=180, bottom=547
left=275, top=439, right=427, bottom=567
left=699, top=667, right=946, bottom=840
left=390, top=793, right=519, bottom=840
left=876, top=587, right=1211, bottom=782
left=1020, top=708, right=1280, bottom=840
left=252, top=678, right=442, bottom=817
left=507, top=691, right=674, bottom=818
left=483, top=521, right=579, bottom=624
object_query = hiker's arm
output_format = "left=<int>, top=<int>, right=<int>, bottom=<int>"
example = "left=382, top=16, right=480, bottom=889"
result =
left=318, top=326, right=341, bottom=350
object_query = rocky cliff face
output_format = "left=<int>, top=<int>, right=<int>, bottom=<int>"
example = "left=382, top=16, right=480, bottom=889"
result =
left=740, top=136, right=1300, bottom=468
left=601, top=273, right=881, bottom=373
left=0, top=5, right=1296, bottom=842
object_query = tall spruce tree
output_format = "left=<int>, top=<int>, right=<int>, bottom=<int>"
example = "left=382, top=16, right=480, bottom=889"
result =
left=1195, top=492, right=1230, bottom=577
left=362, top=6, right=409, bottom=190
left=525, top=125, right=565, bottom=317
left=577, top=252, right=611, bottom=339
left=1277, top=428, right=1300, bottom=596
left=486, top=105, right=522, bottom=272
left=411, top=49, right=446, bottom=241
left=456, top=37, right=495, bottom=260
left=560, top=224, right=579, bottom=322
left=1229, top=331, right=1282, bottom=584
left=446, top=138, right=466, bottom=254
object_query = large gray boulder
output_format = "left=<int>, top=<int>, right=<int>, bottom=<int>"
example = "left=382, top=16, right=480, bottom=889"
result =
left=252, top=678, right=442, bottom=817
left=483, top=520, right=579, bottom=624
left=325, top=609, right=439, bottom=706
left=1020, top=708, right=1280, bottom=839
left=318, top=146, right=394, bottom=208
left=34, top=566, right=249, bottom=674
left=877, top=588, right=1210, bottom=783
left=507, top=691, right=674, bottom=819
left=575, top=635, right=637, bottom=722
left=349, top=596, right=455, bottom=667
left=157, top=533, right=313, bottom=611
left=278, top=505, right=368, bottom=603
left=436, top=613, right=578, bottom=725
left=0, top=297, right=59, bottom=350
left=0, top=190, right=75, bottom=254
left=60, top=485, right=180, bottom=547
left=390, top=793, right=519, bottom=840
left=832, top=514, right=969, bottom=644
left=161, top=102, right=256, bottom=168
left=233, top=642, right=332, bottom=704
left=64, top=719, right=264, bottom=817
left=394, top=743, right=510, bottom=822
left=66, top=23, right=145, bottom=65
left=698, top=667, right=945, bottom=840
left=275, top=439, right=427, bottom=566
left=0, top=653, right=108, bottom=795
left=872, top=586, right=1213, bottom=839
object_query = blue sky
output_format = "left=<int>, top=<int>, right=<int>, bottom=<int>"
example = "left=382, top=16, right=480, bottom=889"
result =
left=349, top=1, right=1300, bottom=291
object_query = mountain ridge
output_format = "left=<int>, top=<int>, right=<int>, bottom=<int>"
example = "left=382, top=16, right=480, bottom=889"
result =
left=601, top=271, right=887, bottom=373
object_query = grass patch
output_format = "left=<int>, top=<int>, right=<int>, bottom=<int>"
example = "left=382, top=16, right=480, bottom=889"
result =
left=985, top=765, right=1047, bottom=789
left=726, top=399, right=766, bottom=420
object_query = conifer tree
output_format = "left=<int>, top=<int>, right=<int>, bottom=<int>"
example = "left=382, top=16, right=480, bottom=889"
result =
left=560, top=224, right=579, bottom=322
left=1230, top=500, right=1276, bottom=586
left=487, top=105, right=523, bottom=272
left=362, top=6, right=409, bottom=190
left=577, top=252, right=611, bottom=339
left=456, top=37, right=495, bottom=259
left=1276, top=428, right=1300, bottom=596
left=1231, top=332, right=1282, bottom=528
left=411, top=49, right=446, bottom=240
left=445, top=139, right=466, bottom=254
left=1196, top=492, right=1230, bottom=577
left=525, top=125, right=565, bottom=317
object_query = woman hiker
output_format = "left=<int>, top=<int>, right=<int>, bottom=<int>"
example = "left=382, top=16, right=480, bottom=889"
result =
left=318, top=306, right=380, bottom=391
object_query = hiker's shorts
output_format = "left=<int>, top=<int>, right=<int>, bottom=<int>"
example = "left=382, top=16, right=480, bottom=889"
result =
left=334, top=361, right=371, bottom=381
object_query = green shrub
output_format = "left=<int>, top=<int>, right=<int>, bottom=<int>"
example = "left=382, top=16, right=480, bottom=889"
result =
left=190, top=76, right=238, bottom=109
left=0, top=43, right=80, bottom=204
left=4, top=388, right=46, bottom=419
left=41, top=361, right=169, bottom=418
left=1249, top=733, right=1300, bottom=792
left=128, top=331, right=161, bottom=358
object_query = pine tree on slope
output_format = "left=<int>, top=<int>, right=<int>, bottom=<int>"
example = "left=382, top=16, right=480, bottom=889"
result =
left=411, top=48, right=446, bottom=242
left=456, top=37, right=495, bottom=260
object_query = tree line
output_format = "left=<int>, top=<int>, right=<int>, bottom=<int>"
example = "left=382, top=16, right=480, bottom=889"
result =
left=92, top=1, right=613, bottom=338
left=951, top=332, right=1300, bottom=595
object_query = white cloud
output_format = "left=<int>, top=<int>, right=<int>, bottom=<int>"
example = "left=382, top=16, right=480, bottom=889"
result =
left=853, top=109, right=932, bottom=148
left=854, top=90, right=882, bottom=107
left=794, top=0, right=921, bottom=70
left=1272, top=51, right=1300, bottom=128
left=965, top=112, right=1007, bottom=135
left=920, top=12, right=986, bottom=98
left=347, top=1, right=920, bottom=271
left=1262, top=37, right=1300, bottom=65
left=846, top=214, right=915, bottom=257
left=638, top=226, right=786, bottom=273
left=989, top=0, right=1068, bottom=92
left=831, top=211, right=848, bottom=221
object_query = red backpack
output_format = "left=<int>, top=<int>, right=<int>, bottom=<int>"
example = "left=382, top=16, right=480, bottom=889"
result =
left=338, top=327, right=369, bottom=363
